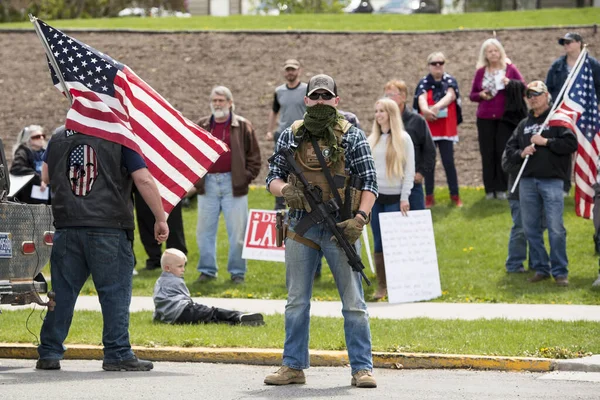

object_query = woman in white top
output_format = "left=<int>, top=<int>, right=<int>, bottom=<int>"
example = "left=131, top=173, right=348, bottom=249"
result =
left=368, top=98, right=415, bottom=300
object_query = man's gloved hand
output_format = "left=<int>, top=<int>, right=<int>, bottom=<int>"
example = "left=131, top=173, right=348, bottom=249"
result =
left=332, top=217, right=365, bottom=244
left=281, top=184, right=310, bottom=211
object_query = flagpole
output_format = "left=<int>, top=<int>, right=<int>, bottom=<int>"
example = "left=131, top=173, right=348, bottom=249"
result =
left=510, top=46, right=588, bottom=194
left=29, top=14, right=73, bottom=105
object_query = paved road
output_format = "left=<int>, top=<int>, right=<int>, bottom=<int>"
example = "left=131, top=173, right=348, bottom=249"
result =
left=1, top=359, right=598, bottom=400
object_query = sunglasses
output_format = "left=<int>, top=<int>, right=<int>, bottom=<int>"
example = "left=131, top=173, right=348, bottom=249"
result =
left=562, top=40, right=573, bottom=45
left=429, top=61, right=445, bottom=66
left=30, top=134, right=46, bottom=140
left=308, top=92, right=335, bottom=101
left=526, top=91, right=544, bottom=99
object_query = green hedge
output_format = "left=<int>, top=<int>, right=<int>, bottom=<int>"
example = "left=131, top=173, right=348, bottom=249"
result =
left=0, top=0, right=187, bottom=23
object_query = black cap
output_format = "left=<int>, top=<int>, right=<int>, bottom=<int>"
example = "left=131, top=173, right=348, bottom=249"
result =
left=558, top=32, right=583, bottom=45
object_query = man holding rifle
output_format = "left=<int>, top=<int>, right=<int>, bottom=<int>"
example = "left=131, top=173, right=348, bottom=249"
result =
left=504, top=81, right=577, bottom=287
left=264, top=74, right=378, bottom=388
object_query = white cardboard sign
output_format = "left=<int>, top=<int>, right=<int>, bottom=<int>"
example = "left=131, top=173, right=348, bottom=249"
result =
left=379, top=210, right=442, bottom=304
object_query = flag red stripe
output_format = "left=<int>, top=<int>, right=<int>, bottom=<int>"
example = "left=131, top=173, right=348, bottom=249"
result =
left=113, top=73, right=223, bottom=164
left=127, top=119, right=206, bottom=185
left=119, top=68, right=225, bottom=154
left=71, top=89, right=129, bottom=122
left=116, top=86, right=217, bottom=172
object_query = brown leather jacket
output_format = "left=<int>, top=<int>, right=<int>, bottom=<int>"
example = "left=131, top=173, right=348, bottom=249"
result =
left=194, top=113, right=261, bottom=197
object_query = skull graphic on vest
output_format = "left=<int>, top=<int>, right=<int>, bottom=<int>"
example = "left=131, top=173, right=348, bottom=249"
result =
left=68, top=144, right=98, bottom=196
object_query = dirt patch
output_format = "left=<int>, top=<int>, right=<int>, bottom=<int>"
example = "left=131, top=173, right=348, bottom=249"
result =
left=1, top=27, right=598, bottom=188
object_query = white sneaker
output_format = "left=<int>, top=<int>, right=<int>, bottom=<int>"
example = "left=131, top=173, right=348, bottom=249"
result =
left=485, top=193, right=495, bottom=200
left=132, top=268, right=139, bottom=276
left=592, top=274, right=600, bottom=288
left=495, top=191, right=508, bottom=200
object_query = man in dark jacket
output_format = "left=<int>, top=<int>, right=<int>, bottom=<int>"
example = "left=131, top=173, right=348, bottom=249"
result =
left=546, top=33, right=600, bottom=104
left=546, top=32, right=600, bottom=195
left=504, top=81, right=577, bottom=287
left=194, top=86, right=261, bottom=284
left=37, top=126, right=169, bottom=371
left=384, top=80, right=436, bottom=210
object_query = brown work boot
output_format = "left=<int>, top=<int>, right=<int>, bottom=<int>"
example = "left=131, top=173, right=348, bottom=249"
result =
left=351, top=370, right=377, bottom=388
left=527, top=273, right=550, bottom=283
left=264, top=366, right=306, bottom=385
left=555, top=276, right=569, bottom=287
left=371, top=252, right=386, bottom=301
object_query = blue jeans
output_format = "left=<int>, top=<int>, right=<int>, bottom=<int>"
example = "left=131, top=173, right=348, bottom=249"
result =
left=506, top=199, right=528, bottom=272
left=371, top=201, right=401, bottom=253
left=38, top=228, right=135, bottom=363
left=409, top=182, right=425, bottom=211
left=519, top=178, right=568, bottom=278
left=283, top=217, right=372, bottom=374
left=196, top=173, right=247, bottom=278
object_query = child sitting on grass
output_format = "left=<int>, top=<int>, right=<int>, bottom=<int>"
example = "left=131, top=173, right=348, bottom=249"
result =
left=153, top=248, right=264, bottom=326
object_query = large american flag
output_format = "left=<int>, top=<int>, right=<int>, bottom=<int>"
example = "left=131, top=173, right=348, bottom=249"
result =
left=549, top=50, right=600, bottom=219
left=35, top=19, right=228, bottom=215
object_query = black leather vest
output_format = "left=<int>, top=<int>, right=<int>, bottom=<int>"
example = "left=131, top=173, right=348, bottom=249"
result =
left=47, top=128, right=134, bottom=229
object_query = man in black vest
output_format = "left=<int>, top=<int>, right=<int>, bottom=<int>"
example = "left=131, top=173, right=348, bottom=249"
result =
left=36, top=126, right=169, bottom=371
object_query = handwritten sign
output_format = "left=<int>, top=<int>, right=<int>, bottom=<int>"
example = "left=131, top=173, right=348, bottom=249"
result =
left=242, top=209, right=285, bottom=263
left=379, top=210, right=441, bottom=304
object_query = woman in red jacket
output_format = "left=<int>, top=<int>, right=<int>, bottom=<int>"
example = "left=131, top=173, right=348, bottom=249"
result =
left=470, top=38, right=524, bottom=200
left=414, top=51, right=463, bottom=207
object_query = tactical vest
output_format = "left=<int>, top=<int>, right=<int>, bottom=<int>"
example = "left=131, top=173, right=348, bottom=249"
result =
left=47, top=128, right=135, bottom=230
left=289, top=119, right=360, bottom=213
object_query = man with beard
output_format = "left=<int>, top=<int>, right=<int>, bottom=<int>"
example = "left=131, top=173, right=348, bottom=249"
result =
left=194, top=86, right=261, bottom=284
left=266, top=59, right=308, bottom=210
left=264, top=74, right=378, bottom=388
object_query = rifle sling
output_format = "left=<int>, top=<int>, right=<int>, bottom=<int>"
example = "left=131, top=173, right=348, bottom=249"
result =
left=286, top=231, right=321, bottom=251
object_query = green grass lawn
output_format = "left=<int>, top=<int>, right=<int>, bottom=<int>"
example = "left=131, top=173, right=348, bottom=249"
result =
left=2, top=310, right=598, bottom=358
left=69, top=186, right=600, bottom=304
left=1, top=8, right=598, bottom=31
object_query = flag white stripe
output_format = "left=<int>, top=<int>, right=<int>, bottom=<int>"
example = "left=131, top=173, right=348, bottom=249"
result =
left=115, top=83, right=209, bottom=175
left=153, top=179, right=180, bottom=208
left=117, top=70, right=225, bottom=161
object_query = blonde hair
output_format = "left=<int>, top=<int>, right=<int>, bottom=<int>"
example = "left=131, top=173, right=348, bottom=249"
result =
left=368, top=98, right=406, bottom=180
left=476, top=38, right=507, bottom=70
left=427, top=51, right=446, bottom=64
left=161, top=248, right=187, bottom=270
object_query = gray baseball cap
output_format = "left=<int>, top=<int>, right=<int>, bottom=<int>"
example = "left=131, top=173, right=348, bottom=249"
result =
left=558, top=32, right=583, bottom=45
left=306, top=74, right=337, bottom=96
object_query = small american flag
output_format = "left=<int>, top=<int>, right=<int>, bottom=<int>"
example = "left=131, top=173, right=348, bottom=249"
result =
left=35, top=19, right=228, bottom=215
left=68, top=144, right=98, bottom=197
left=549, top=50, right=600, bottom=219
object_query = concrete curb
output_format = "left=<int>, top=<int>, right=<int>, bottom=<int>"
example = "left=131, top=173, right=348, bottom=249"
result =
left=0, top=343, right=557, bottom=372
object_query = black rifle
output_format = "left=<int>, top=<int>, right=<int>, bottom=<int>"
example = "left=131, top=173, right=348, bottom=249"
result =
left=269, top=147, right=371, bottom=286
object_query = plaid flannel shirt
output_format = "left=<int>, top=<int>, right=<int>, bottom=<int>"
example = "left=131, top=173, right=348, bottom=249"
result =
left=266, top=123, right=378, bottom=218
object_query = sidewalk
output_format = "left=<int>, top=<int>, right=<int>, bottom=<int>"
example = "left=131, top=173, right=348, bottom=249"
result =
left=4, top=296, right=600, bottom=321
left=2, top=296, right=599, bottom=373
left=77, top=296, right=600, bottom=321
